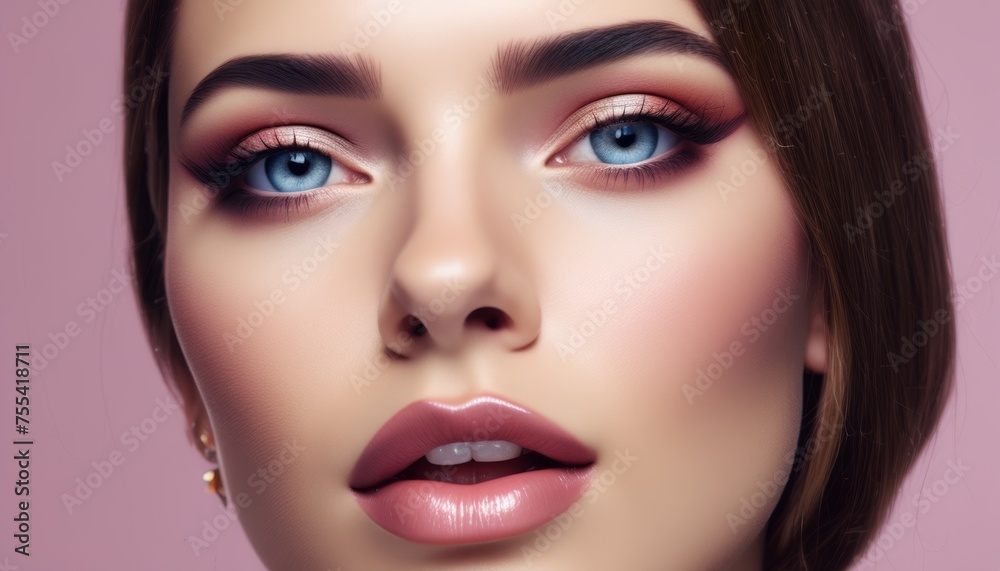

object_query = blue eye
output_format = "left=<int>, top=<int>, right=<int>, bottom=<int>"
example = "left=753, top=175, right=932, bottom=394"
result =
left=587, top=122, right=679, bottom=164
left=244, top=150, right=334, bottom=193
left=562, top=121, right=681, bottom=166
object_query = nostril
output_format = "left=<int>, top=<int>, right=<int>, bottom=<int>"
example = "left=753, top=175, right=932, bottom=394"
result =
left=403, top=315, right=427, bottom=337
left=466, top=307, right=509, bottom=331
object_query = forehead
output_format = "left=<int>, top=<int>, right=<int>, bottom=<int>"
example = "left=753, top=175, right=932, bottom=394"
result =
left=170, top=0, right=714, bottom=109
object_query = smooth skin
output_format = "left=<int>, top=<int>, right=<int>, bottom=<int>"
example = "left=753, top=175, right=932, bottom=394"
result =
left=165, top=0, right=828, bottom=568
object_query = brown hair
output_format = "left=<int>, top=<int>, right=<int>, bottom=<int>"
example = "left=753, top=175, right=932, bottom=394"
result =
left=123, top=1, right=954, bottom=569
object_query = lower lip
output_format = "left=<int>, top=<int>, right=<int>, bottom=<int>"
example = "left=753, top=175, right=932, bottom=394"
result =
left=352, top=466, right=594, bottom=545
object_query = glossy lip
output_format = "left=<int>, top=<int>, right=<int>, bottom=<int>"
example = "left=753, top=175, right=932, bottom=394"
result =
left=349, top=395, right=597, bottom=544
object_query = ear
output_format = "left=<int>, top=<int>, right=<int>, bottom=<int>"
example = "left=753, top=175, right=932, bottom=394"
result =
left=804, top=280, right=829, bottom=374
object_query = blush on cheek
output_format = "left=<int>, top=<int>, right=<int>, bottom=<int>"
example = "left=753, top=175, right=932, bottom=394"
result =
left=608, top=173, right=810, bottom=409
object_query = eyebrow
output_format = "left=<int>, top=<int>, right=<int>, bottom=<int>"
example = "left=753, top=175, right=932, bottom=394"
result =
left=181, top=54, right=381, bottom=124
left=489, top=20, right=730, bottom=94
left=180, top=20, right=726, bottom=123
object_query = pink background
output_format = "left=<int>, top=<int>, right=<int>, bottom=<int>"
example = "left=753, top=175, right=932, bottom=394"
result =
left=0, top=1, right=996, bottom=569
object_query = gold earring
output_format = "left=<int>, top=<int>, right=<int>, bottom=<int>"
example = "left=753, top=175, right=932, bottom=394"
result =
left=198, top=429, right=226, bottom=505
left=198, top=430, right=217, bottom=462
left=202, top=468, right=227, bottom=506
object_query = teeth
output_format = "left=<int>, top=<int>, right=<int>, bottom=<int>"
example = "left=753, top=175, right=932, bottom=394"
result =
left=425, top=441, right=523, bottom=465
left=470, top=441, right=523, bottom=462
left=425, top=442, right=472, bottom=465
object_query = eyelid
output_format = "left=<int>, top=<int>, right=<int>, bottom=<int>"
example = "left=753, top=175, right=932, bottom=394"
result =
left=233, top=125, right=370, bottom=178
left=183, top=125, right=372, bottom=189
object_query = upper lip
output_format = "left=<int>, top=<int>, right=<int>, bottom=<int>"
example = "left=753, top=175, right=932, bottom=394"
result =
left=349, top=395, right=596, bottom=490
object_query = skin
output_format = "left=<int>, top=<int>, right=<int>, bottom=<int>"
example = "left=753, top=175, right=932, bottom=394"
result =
left=165, top=0, right=829, bottom=569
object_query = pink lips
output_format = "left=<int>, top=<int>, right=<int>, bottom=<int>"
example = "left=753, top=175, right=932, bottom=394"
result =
left=349, top=395, right=596, bottom=545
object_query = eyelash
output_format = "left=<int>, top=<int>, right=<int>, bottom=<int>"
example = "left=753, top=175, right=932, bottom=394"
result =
left=556, top=97, right=742, bottom=191
left=184, top=130, right=347, bottom=220
left=184, top=100, right=740, bottom=218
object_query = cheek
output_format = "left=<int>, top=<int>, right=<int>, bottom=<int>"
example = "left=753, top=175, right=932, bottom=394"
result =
left=550, top=134, right=811, bottom=409
left=163, top=192, right=388, bottom=557
left=544, top=133, right=812, bottom=564
left=163, top=179, right=376, bottom=489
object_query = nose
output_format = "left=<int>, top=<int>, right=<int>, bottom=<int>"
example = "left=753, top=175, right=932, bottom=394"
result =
left=377, top=162, right=541, bottom=358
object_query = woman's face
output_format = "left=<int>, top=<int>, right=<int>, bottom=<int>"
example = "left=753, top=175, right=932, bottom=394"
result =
left=165, top=0, right=826, bottom=568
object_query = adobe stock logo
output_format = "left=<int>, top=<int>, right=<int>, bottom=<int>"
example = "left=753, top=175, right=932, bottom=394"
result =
left=6, top=0, right=71, bottom=54
left=683, top=287, right=800, bottom=403
left=520, top=449, right=638, bottom=565
left=555, top=245, right=672, bottom=361
left=545, top=0, right=589, bottom=30
left=855, top=458, right=971, bottom=568
left=186, top=440, right=306, bottom=556
left=223, top=235, right=341, bottom=351
left=50, top=66, right=169, bottom=182
left=726, top=418, right=841, bottom=534
left=338, top=0, right=404, bottom=56
left=61, top=396, right=181, bottom=515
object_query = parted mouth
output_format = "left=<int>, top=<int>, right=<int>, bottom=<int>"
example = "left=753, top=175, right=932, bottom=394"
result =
left=348, top=395, right=596, bottom=491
